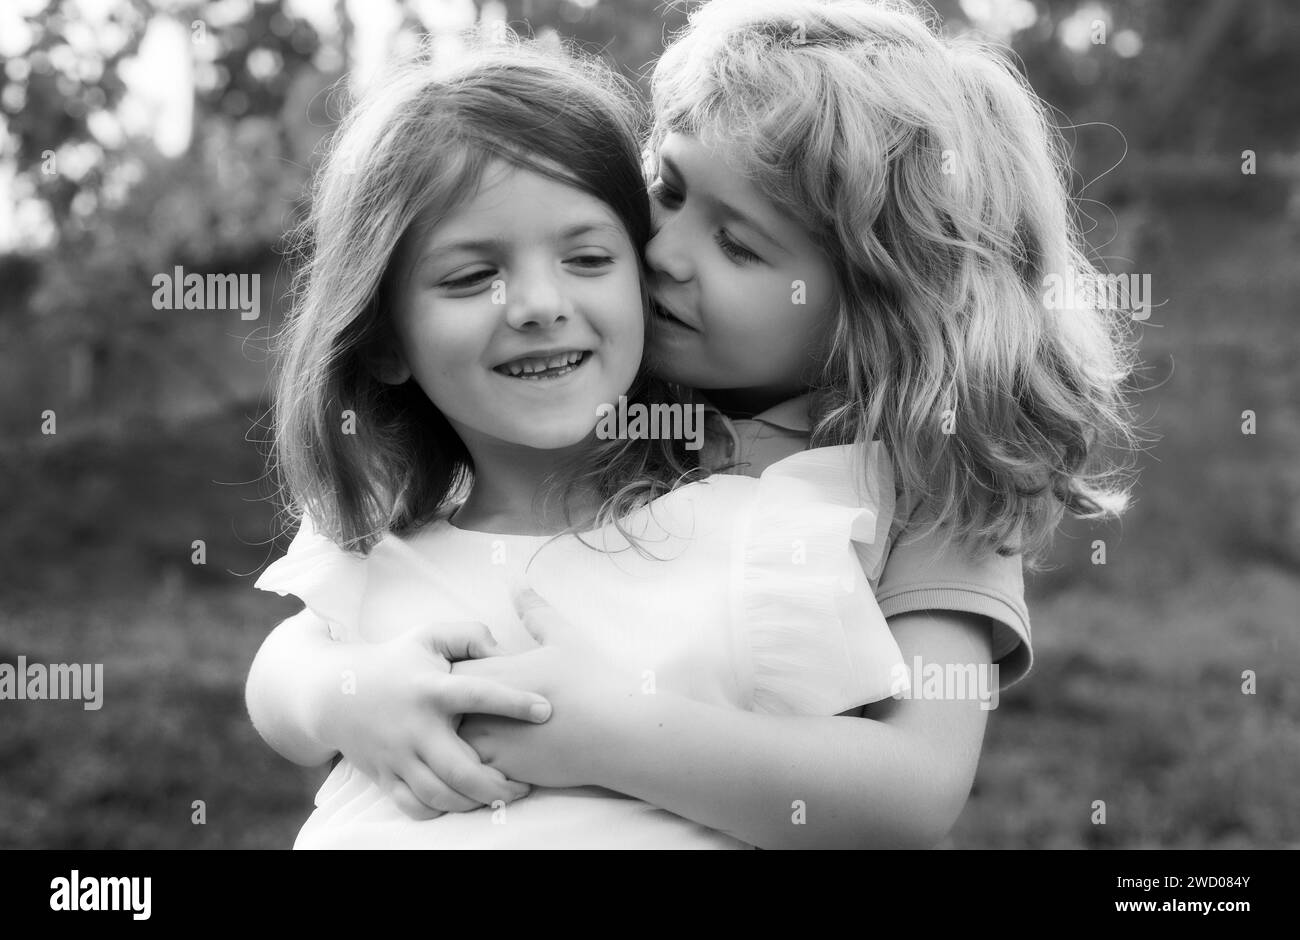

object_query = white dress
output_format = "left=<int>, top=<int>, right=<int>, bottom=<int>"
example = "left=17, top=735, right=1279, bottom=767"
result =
left=255, top=443, right=907, bottom=849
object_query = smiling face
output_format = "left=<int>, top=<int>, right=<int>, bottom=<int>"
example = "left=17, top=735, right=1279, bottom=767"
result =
left=644, top=132, right=840, bottom=411
left=383, top=159, right=645, bottom=454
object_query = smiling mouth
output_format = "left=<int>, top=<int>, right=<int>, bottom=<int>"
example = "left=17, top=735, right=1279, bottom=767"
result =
left=493, top=349, right=591, bottom=380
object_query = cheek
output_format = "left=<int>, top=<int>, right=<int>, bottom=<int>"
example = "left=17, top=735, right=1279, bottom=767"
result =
left=707, top=270, right=807, bottom=352
left=807, top=275, right=843, bottom=365
left=600, top=271, right=647, bottom=372
left=699, top=270, right=837, bottom=387
left=398, top=303, right=483, bottom=390
left=803, top=280, right=839, bottom=346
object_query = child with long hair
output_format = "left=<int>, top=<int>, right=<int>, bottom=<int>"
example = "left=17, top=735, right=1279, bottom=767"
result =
left=248, top=0, right=1136, bottom=849
left=638, top=0, right=1135, bottom=674
left=251, top=29, right=908, bottom=849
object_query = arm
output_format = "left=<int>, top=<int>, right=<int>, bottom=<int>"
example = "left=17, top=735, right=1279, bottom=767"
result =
left=244, top=609, right=550, bottom=813
left=245, top=609, right=343, bottom=767
left=461, top=608, right=992, bottom=848
left=590, top=610, right=991, bottom=849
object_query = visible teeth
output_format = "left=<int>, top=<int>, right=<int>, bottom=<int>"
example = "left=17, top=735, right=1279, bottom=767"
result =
left=499, top=351, right=585, bottom=379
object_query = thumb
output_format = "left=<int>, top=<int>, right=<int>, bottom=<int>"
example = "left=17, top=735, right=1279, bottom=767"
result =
left=411, top=621, right=501, bottom=662
left=511, top=586, right=566, bottom=646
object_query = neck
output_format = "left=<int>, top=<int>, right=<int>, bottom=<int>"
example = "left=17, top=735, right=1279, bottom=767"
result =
left=704, top=384, right=804, bottom=419
left=453, top=435, right=601, bottom=536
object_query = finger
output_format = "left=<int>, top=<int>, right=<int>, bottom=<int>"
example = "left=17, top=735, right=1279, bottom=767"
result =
left=386, top=775, right=449, bottom=820
left=511, top=586, right=569, bottom=647
left=461, top=739, right=532, bottom=802
left=437, top=674, right=552, bottom=722
left=426, top=740, right=530, bottom=806
left=412, top=621, right=502, bottom=662
left=396, top=763, right=481, bottom=814
left=457, top=726, right=530, bottom=806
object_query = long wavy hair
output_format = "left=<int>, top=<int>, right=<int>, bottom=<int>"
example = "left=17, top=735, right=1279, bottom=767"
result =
left=648, top=0, right=1139, bottom=564
left=273, top=28, right=698, bottom=554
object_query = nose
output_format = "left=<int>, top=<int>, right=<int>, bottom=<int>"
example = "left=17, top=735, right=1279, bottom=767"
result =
left=504, top=264, right=568, bottom=331
left=645, top=208, right=691, bottom=284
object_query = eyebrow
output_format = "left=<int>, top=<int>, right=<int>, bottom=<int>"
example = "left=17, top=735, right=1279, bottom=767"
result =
left=423, top=221, right=626, bottom=260
left=660, top=153, right=790, bottom=256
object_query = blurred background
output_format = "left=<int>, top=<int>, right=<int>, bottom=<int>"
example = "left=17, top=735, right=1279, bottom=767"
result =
left=1, top=0, right=1297, bottom=849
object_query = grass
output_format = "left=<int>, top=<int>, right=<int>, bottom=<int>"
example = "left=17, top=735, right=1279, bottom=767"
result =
left=948, top=567, right=1300, bottom=848
left=0, top=587, right=319, bottom=849
left=1, top=197, right=1297, bottom=849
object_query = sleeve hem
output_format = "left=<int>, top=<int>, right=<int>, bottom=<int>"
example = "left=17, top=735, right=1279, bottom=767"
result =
left=875, top=584, right=1032, bottom=688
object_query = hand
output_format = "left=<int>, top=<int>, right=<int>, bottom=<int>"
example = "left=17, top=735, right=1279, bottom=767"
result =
left=313, top=620, right=553, bottom=819
left=456, top=589, right=640, bottom=789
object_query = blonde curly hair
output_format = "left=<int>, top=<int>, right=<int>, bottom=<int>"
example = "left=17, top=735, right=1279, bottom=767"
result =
left=648, top=0, right=1139, bottom=563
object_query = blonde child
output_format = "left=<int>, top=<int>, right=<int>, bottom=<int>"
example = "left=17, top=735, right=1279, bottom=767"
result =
left=249, top=0, right=1135, bottom=849
left=252, top=31, right=910, bottom=849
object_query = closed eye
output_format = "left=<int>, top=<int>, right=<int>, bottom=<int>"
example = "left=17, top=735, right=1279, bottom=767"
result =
left=439, top=268, right=496, bottom=290
left=715, top=230, right=760, bottom=264
left=567, top=254, right=615, bottom=269
left=649, top=178, right=682, bottom=209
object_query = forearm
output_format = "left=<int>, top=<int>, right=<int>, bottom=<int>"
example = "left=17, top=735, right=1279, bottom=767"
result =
left=593, top=692, right=970, bottom=849
left=591, top=611, right=994, bottom=849
left=244, top=609, right=344, bottom=767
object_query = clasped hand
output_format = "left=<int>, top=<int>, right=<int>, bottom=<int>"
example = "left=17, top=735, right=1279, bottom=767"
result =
left=321, top=588, right=633, bottom=819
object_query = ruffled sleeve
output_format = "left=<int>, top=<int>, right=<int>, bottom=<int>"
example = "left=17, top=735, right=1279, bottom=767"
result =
left=734, top=442, right=908, bottom=715
left=253, top=514, right=370, bottom=642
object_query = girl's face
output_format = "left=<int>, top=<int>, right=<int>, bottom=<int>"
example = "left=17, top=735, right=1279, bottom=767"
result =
left=644, top=132, right=839, bottom=408
left=385, top=160, right=644, bottom=453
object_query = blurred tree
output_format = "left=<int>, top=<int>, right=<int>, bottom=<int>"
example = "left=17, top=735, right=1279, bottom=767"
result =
left=1012, top=0, right=1300, bottom=188
left=2, top=0, right=1297, bottom=434
left=1, top=0, right=146, bottom=232
left=484, top=0, right=689, bottom=86
left=1, top=0, right=332, bottom=424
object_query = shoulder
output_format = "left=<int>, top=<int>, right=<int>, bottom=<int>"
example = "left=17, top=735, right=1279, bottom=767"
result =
left=756, top=441, right=892, bottom=496
left=741, top=442, right=895, bottom=578
left=252, top=515, right=372, bottom=637
left=734, top=442, right=906, bottom=715
left=875, top=520, right=1033, bottom=689
left=252, top=514, right=447, bottom=636
left=877, top=517, right=1026, bottom=603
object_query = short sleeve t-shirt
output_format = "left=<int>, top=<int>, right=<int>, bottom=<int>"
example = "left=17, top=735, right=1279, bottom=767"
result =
left=695, top=392, right=1033, bottom=688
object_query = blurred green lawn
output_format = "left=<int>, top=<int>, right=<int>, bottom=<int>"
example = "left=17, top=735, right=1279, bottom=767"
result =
left=2, top=198, right=1297, bottom=849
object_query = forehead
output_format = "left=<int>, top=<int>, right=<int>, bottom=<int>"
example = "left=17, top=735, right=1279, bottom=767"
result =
left=420, top=159, right=626, bottom=242
left=659, top=131, right=761, bottom=197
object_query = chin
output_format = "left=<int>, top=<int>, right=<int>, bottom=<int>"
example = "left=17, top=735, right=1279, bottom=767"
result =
left=645, top=352, right=697, bottom=388
left=512, top=422, right=598, bottom=452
